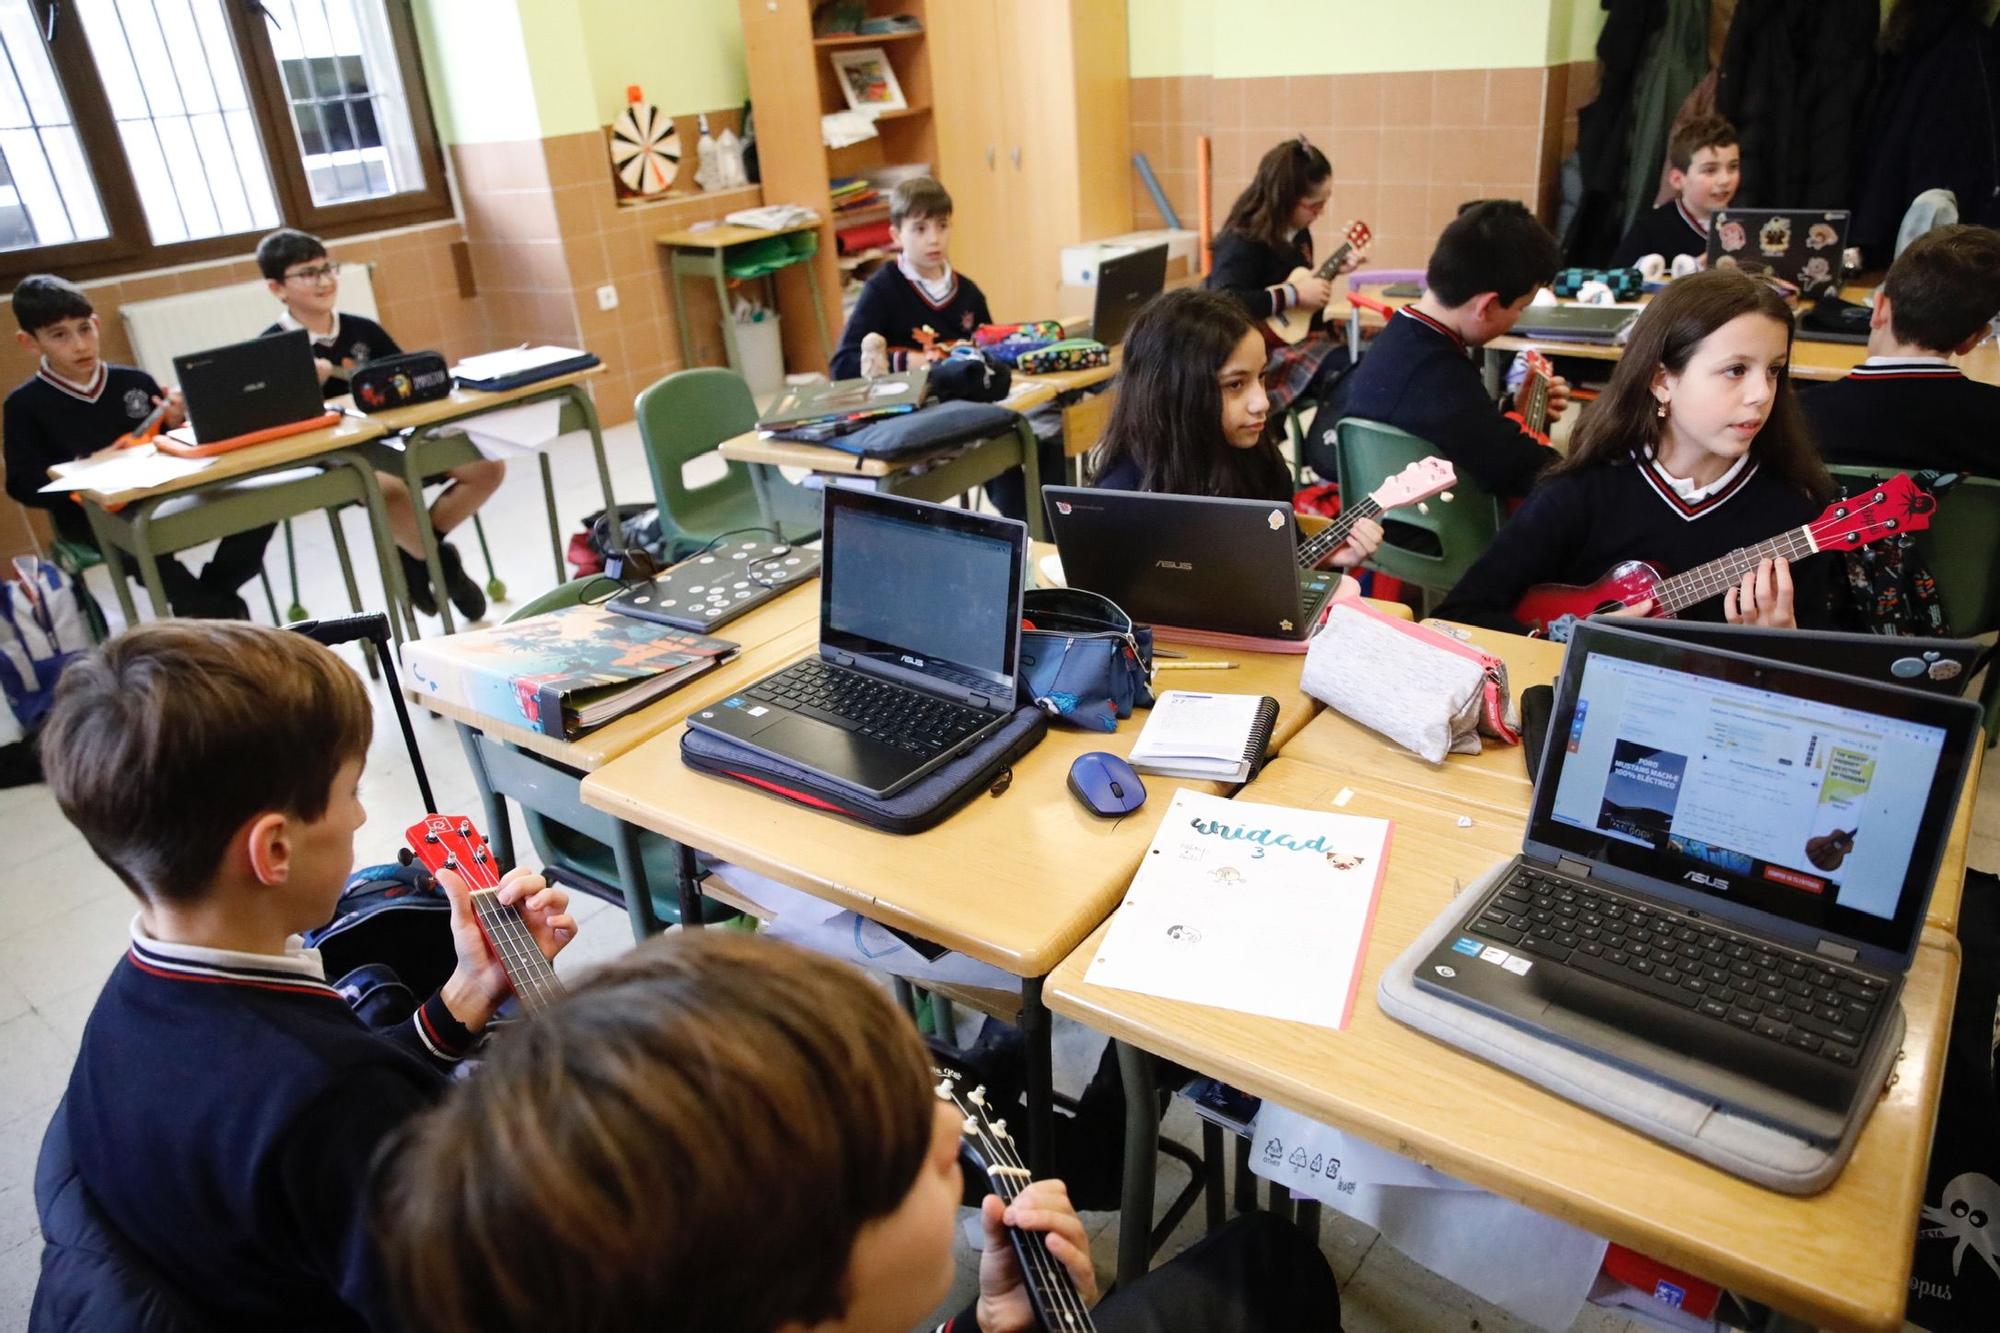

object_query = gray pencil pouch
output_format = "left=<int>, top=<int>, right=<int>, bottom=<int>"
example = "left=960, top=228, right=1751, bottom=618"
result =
left=1300, top=601, right=1518, bottom=762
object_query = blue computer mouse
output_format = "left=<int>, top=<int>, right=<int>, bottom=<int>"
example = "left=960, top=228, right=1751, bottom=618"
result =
left=1068, top=751, right=1146, bottom=817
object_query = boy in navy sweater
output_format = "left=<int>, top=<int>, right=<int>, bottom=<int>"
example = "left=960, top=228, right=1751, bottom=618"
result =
left=1338, top=200, right=1569, bottom=501
left=1610, top=116, right=1741, bottom=270
left=3, top=274, right=270, bottom=619
left=257, top=228, right=500, bottom=622
left=1802, top=223, right=2000, bottom=477
left=37, top=621, right=574, bottom=1330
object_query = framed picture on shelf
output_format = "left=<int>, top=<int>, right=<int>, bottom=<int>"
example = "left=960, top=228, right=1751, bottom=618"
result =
left=829, top=46, right=906, bottom=115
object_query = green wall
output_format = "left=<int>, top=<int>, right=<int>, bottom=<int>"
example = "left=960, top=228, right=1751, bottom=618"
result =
left=1130, top=0, right=1610, bottom=77
left=577, top=0, right=749, bottom=125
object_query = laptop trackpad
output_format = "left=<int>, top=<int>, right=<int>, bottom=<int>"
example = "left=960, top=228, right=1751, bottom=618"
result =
left=763, top=716, right=916, bottom=792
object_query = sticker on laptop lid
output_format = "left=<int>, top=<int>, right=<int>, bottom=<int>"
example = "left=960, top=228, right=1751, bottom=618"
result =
left=1479, top=946, right=1510, bottom=965
left=1267, top=509, right=1286, bottom=531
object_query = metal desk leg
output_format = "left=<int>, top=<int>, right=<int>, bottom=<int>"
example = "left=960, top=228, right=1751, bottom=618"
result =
left=801, top=262, right=832, bottom=360
left=714, top=266, right=745, bottom=375
left=608, top=818, right=668, bottom=939
left=538, top=453, right=563, bottom=581
left=127, top=503, right=176, bottom=619
left=84, top=503, right=140, bottom=627
left=671, top=251, right=699, bottom=368
left=397, top=440, right=456, bottom=636
left=674, top=841, right=704, bottom=931
left=1016, top=418, right=1047, bottom=542
left=455, top=721, right=517, bottom=871
left=1021, top=975, right=1055, bottom=1179
left=1202, top=1120, right=1226, bottom=1232
left=563, top=384, right=621, bottom=557
left=1116, top=1039, right=1163, bottom=1284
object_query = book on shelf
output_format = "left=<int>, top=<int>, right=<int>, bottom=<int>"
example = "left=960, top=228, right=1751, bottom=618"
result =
left=403, top=602, right=738, bottom=741
left=1126, top=690, right=1280, bottom=782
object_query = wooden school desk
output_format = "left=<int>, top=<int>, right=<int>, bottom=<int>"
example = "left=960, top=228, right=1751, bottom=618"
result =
left=718, top=356, right=1119, bottom=542
left=341, top=363, right=620, bottom=636
left=407, top=579, right=822, bottom=940
left=1277, top=623, right=1984, bottom=935
left=657, top=221, right=833, bottom=371
left=64, top=412, right=393, bottom=629
left=1047, top=757, right=1960, bottom=1332
left=579, top=598, right=1328, bottom=1176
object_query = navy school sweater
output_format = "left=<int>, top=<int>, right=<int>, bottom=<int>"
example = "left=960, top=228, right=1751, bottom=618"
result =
left=1336, top=307, right=1559, bottom=498
left=1610, top=199, right=1710, bottom=268
left=262, top=312, right=403, bottom=399
left=1801, top=360, right=2000, bottom=480
left=1206, top=227, right=1313, bottom=321
left=3, top=364, right=165, bottom=544
left=1434, top=452, right=1838, bottom=635
left=63, top=933, right=473, bottom=1330
left=831, top=265, right=991, bottom=379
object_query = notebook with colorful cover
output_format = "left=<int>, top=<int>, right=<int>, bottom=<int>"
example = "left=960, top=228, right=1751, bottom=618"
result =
left=404, top=602, right=737, bottom=740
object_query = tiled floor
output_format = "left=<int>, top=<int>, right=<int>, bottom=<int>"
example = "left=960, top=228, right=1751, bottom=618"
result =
left=0, top=421, right=1991, bottom=1330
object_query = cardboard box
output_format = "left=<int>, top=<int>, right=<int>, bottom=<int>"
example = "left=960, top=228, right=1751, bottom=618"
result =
left=1059, top=229, right=1198, bottom=287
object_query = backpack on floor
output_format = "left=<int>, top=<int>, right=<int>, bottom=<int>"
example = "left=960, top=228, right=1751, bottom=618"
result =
left=0, top=557, right=94, bottom=735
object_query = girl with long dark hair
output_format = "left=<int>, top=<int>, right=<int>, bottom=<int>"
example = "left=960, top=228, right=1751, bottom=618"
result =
left=1089, top=288, right=1381, bottom=565
left=1436, top=270, right=1838, bottom=634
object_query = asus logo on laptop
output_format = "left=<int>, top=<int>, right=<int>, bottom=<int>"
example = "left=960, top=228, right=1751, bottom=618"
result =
left=1155, top=559, right=1193, bottom=571
left=1684, top=870, right=1728, bottom=890
left=899, top=654, right=926, bottom=668
left=243, top=381, right=266, bottom=393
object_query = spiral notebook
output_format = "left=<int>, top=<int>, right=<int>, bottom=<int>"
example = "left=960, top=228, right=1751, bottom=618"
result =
left=1127, top=690, right=1280, bottom=782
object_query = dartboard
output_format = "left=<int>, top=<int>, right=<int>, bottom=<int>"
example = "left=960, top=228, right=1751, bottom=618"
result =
left=610, top=102, right=680, bottom=196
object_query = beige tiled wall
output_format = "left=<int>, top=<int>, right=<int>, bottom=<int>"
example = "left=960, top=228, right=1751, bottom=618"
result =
left=1132, top=67, right=1555, bottom=274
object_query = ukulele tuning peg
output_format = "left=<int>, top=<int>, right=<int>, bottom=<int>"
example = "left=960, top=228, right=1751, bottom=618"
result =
left=474, top=847, right=490, bottom=863
left=396, top=848, right=414, bottom=866
left=934, top=1078, right=955, bottom=1098
left=444, top=855, right=459, bottom=869
left=968, top=1086, right=987, bottom=1107
left=992, top=1118, right=1008, bottom=1138
left=423, top=831, right=439, bottom=844
left=456, top=819, right=472, bottom=835
left=1417, top=502, right=1430, bottom=515
left=1441, top=491, right=1454, bottom=503
left=963, top=1116, right=979, bottom=1135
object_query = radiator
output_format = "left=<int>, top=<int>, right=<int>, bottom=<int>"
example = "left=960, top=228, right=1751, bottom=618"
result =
left=119, top=263, right=379, bottom=385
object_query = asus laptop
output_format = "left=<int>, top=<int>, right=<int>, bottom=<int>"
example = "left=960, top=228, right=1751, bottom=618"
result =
left=1707, top=208, right=1851, bottom=299
left=1509, top=304, right=1639, bottom=345
left=1613, top=618, right=1988, bottom=698
left=1416, top=619, right=1979, bottom=1143
left=174, top=329, right=327, bottom=444
left=1085, top=243, right=1169, bottom=349
left=1042, top=486, right=1339, bottom=642
left=687, top=489, right=1026, bottom=799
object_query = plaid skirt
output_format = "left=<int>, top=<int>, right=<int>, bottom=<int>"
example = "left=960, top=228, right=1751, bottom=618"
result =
left=1262, top=329, right=1347, bottom=416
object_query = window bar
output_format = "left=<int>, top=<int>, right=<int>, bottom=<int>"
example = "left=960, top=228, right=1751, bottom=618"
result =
left=0, top=27, right=73, bottom=242
left=140, top=0, right=229, bottom=235
left=179, top=0, right=256, bottom=221
left=311, top=0, right=362, bottom=199
left=103, top=0, right=192, bottom=241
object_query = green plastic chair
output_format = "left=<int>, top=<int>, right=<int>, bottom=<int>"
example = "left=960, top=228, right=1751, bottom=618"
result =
left=634, top=367, right=817, bottom=553
left=1334, top=417, right=1502, bottom=615
left=1828, top=466, right=2000, bottom=744
left=489, top=577, right=736, bottom=935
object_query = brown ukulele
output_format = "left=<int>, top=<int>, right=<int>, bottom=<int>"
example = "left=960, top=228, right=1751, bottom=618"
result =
left=1264, top=220, right=1373, bottom=347
left=1511, top=474, right=1936, bottom=637
left=402, top=815, right=564, bottom=1015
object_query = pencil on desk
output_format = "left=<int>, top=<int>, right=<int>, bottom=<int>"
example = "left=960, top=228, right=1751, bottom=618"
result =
left=1155, top=660, right=1237, bottom=671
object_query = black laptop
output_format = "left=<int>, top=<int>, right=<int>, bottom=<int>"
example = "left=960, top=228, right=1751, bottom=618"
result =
left=1613, top=618, right=1988, bottom=696
left=1081, top=243, right=1169, bottom=349
left=1416, top=619, right=1979, bottom=1143
left=1707, top=208, right=1851, bottom=299
left=687, top=490, right=1026, bottom=799
left=174, top=329, right=326, bottom=444
left=1508, top=304, right=1639, bottom=345
left=1042, top=486, right=1339, bottom=641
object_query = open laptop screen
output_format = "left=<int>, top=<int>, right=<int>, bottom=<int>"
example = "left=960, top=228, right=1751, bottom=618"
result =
left=1527, top=622, right=1977, bottom=964
left=820, top=489, right=1024, bottom=698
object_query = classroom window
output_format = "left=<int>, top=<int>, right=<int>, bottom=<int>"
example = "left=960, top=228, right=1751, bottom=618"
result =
left=0, top=0, right=109, bottom=252
left=0, top=0, right=449, bottom=282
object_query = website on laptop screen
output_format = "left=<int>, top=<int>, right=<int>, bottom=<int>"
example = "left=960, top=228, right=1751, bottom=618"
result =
left=825, top=503, right=1019, bottom=690
left=1534, top=641, right=1962, bottom=955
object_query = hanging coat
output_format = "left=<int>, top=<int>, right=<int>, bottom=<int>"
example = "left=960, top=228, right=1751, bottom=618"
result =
left=1715, top=0, right=1878, bottom=209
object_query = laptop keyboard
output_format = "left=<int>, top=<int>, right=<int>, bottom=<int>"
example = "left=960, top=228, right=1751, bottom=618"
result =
left=1468, top=866, right=1888, bottom=1068
left=1297, top=570, right=1336, bottom=612
left=746, top=660, right=990, bottom=758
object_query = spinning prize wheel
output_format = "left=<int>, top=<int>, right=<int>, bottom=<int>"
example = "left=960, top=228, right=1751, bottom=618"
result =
left=610, top=99, right=681, bottom=196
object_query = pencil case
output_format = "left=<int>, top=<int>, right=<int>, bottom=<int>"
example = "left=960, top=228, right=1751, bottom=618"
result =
left=1014, top=339, right=1109, bottom=374
left=1018, top=588, right=1154, bottom=732
left=349, top=350, right=453, bottom=412
left=1300, top=600, right=1518, bottom=763
left=972, top=321, right=1065, bottom=366
left=680, top=704, right=1048, bottom=835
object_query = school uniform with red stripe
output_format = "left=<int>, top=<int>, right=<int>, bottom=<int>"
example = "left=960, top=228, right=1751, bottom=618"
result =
left=1435, top=450, right=1836, bottom=635
left=1610, top=198, right=1710, bottom=268
left=61, top=924, right=473, bottom=1330
left=1802, top=356, right=2000, bottom=479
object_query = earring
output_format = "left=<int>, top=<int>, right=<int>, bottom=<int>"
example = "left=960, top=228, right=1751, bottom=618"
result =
left=1655, top=400, right=1668, bottom=418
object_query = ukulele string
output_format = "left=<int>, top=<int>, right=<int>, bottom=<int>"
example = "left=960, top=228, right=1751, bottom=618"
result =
left=1298, top=496, right=1381, bottom=569
left=946, top=1086, right=1094, bottom=1329
left=1642, top=485, right=1906, bottom=614
left=472, top=891, right=559, bottom=1012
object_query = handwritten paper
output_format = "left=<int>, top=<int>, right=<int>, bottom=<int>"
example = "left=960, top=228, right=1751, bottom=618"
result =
left=43, top=445, right=216, bottom=496
left=1084, top=789, right=1390, bottom=1028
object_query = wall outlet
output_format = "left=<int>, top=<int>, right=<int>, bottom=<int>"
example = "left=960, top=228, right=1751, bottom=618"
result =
left=596, top=284, right=619, bottom=311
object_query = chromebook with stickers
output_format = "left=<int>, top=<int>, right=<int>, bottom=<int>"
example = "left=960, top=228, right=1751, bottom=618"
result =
left=1414, top=618, right=1978, bottom=1144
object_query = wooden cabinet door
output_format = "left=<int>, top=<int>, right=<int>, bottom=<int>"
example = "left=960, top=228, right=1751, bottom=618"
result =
left=927, top=0, right=1013, bottom=316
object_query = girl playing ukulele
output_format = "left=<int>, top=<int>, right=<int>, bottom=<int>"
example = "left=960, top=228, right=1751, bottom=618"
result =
left=1436, top=270, right=1839, bottom=635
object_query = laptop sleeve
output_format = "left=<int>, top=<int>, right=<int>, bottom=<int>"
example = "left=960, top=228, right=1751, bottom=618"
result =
left=827, top=401, right=1022, bottom=460
left=679, top=704, right=1048, bottom=835
left=1377, top=863, right=1904, bottom=1194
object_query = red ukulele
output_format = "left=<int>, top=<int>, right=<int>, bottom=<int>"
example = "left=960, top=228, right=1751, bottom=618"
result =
left=1511, top=473, right=1937, bottom=636
left=402, top=815, right=564, bottom=1016
left=1294, top=455, right=1457, bottom=570
left=1503, top=349, right=1556, bottom=446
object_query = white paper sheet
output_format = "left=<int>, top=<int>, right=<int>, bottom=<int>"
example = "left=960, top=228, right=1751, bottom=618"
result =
left=1083, top=790, right=1390, bottom=1029
left=1250, top=1102, right=1607, bottom=1330
left=455, top=400, right=563, bottom=458
left=42, top=445, right=216, bottom=495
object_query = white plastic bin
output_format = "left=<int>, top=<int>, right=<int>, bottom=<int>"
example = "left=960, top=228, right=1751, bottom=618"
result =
left=736, top=313, right=784, bottom=401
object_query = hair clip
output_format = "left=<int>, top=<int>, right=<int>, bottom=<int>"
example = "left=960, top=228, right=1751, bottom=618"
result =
left=1294, top=133, right=1313, bottom=151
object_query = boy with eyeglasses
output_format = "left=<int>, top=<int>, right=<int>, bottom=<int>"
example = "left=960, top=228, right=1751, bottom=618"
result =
left=256, top=228, right=502, bottom=622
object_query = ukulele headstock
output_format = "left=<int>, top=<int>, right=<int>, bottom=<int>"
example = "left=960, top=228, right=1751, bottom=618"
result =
left=1812, top=474, right=1939, bottom=551
left=1369, top=456, right=1457, bottom=512
left=1341, top=219, right=1372, bottom=254
left=933, top=1065, right=1020, bottom=1180
left=402, top=815, right=502, bottom=891
left=1522, top=348, right=1554, bottom=383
